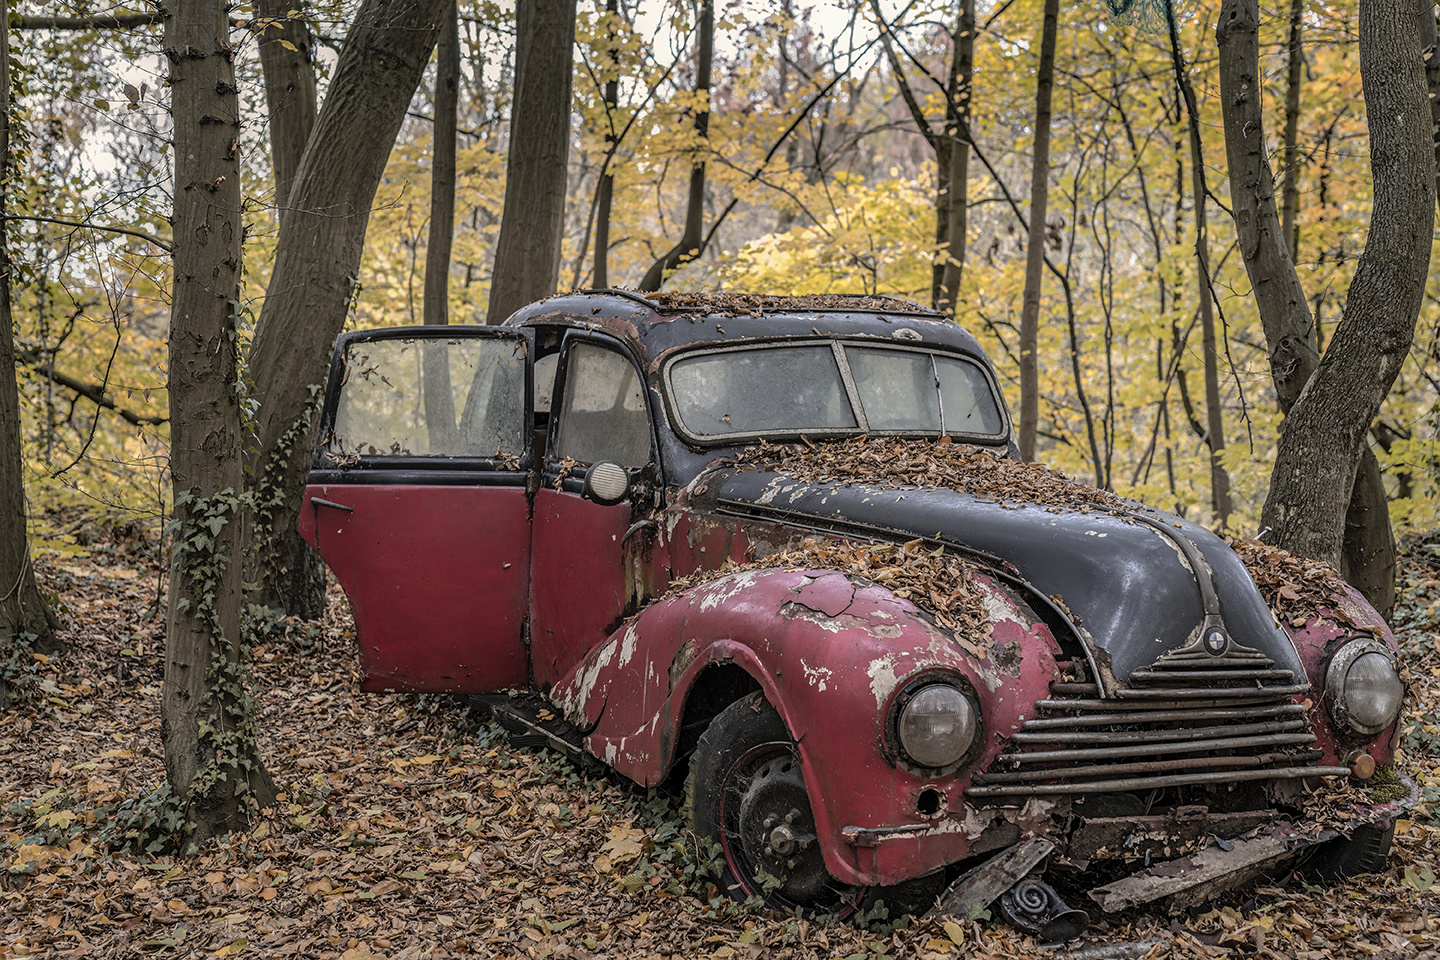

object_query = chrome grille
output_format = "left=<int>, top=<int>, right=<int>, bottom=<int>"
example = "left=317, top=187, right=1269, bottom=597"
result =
left=967, top=637, right=1350, bottom=798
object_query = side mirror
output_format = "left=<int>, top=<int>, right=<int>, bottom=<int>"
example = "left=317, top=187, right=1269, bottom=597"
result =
left=583, top=461, right=630, bottom=506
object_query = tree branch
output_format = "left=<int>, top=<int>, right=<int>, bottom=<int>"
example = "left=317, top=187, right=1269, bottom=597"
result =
left=4, top=214, right=171, bottom=252
left=16, top=349, right=167, bottom=425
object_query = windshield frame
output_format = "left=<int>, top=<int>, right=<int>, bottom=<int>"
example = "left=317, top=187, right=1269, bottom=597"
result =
left=661, top=338, right=1011, bottom=447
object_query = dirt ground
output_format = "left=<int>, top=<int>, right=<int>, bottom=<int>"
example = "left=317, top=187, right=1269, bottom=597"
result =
left=2, top=527, right=1439, bottom=960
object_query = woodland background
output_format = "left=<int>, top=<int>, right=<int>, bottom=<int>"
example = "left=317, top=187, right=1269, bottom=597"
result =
left=6, top=0, right=1437, bottom=545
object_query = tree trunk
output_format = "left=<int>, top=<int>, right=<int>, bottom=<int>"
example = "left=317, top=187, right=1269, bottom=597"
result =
left=487, top=0, right=578, bottom=316
left=1280, top=0, right=1304, bottom=262
left=1419, top=1, right=1440, bottom=211
left=1168, top=10, right=1232, bottom=526
left=246, top=0, right=447, bottom=620
left=424, top=1, right=459, bottom=328
left=1258, top=0, right=1434, bottom=573
left=936, top=0, right=974, bottom=316
left=1016, top=0, right=1058, bottom=462
left=164, top=0, right=277, bottom=846
left=593, top=0, right=619, bottom=288
left=1218, top=0, right=1401, bottom=616
left=423, top=3, right=459, bottom=450
left=638, top=0, right=712, bottom=293
left=256, top=0, right=317, bottom=220
left=0, top=0, right=58, bottom=670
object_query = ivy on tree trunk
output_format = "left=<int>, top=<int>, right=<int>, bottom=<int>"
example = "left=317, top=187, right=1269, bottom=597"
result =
left=163, top=0, right=277, bottom=845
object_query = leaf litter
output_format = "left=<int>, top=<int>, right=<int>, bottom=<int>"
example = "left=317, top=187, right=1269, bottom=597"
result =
left=0, top=520, right=1438, bottom=959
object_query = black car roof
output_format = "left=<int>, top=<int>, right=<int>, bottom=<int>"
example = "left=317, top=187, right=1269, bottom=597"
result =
left=501, top=290, right=994, bottom=367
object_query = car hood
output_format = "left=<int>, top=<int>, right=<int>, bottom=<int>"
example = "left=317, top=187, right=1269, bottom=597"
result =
left=705, top=468, right=1302, bottom=681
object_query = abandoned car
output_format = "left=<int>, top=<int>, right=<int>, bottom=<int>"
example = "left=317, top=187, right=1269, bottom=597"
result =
left=299, top=291, right=1413, bottom=931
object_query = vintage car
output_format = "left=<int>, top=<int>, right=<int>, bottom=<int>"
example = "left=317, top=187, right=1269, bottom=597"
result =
left=299, top=291, right=1413, bottom=933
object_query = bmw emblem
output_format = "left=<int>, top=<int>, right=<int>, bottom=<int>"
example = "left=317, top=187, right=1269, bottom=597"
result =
left=1203, top=629, right=1228, bottom=656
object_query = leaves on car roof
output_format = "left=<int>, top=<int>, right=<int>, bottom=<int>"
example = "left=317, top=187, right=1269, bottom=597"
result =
left=643, top=291, right=934, bottom=316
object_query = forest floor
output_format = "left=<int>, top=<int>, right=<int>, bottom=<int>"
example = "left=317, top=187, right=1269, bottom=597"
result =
left=3, top=523, right=1440, bottom=960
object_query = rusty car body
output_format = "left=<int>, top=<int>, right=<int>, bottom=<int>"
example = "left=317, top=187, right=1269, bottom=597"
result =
left=299, top=291, right=1413, bottom=928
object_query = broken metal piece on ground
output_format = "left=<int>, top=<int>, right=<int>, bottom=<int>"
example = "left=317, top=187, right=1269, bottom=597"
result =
left=926, top=837, right=1056, bottom=922
left=1041, top=938, right=1163, bottom=960
left=1088, top=825, right=1338, bottom=913
left=1000, top=876, right=1091, bottom=941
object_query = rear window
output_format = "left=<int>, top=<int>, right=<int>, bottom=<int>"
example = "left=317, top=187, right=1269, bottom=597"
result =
left=666, top=342, right=1005, bottom=443
left=328, top=337, right=526, bottom=459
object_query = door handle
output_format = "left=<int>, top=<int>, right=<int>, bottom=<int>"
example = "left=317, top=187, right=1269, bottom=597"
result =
left=312, top=498, right=354, bottom=513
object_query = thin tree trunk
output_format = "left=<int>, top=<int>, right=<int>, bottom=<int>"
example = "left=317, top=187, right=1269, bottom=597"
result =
left=937, top=0, right=974, bottom=315
left=1258, top=0, right=1434, bottom=574
left=164, top=0, right=277, bottom=845
left=593, top=0, right=619, bottom=288
left=256, top=0, right=317, bottom=219
left=423, top=2, right=459, bottom=450
left=1419, top=0, right=1440, bottom=211
left=246, top=0, right=447, bottom=620
left=0, top=0, right=58, bottom=672
left=1167, top=8, right=1232, bottom=526
left=1280, top=0, right=1304, bottom=263
left=1218, top=0, right=1398, bottom=615
left=1016, top=0, right=1059, bottom=462
left=487, top=0, right=578, bottom=317
left=639, top=0, right=713, bottom=292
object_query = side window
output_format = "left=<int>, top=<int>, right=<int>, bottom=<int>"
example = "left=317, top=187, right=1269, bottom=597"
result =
left=329, top=337, right=526, bottom=459
left=553, top=342, right=651, bottom=468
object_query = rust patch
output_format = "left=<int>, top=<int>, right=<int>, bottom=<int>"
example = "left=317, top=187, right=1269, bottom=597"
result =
left=668, top=637, right=698, bottom=689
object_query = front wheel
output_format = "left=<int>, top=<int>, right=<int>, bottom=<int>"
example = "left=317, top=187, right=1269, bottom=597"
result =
left=1304, top=821, right=1395, bottom=881
left=686, top=692, right=866, bottom=917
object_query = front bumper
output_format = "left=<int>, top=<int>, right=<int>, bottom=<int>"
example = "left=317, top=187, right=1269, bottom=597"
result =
left=1087, top=771, right=1419, bottom=912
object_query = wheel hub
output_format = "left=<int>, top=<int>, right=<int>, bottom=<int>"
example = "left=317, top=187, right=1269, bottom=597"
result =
left=737, top=753, right=827, bottom=900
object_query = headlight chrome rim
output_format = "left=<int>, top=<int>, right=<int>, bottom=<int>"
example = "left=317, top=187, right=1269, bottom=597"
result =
left=1325, top=639, right=1404, bottom=738
left=884, top=672, right=982, bottom=777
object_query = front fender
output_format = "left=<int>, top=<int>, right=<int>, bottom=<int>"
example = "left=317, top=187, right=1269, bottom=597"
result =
left=549, top=565, right=1062, bottom=886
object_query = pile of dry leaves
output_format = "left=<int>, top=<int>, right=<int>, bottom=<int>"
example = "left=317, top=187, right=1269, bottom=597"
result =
left=1226, top=538, right=1359, bottom=629
left=736, top=437, right=1142, bottom=515
left=2, top=524, right=1439, bottom=960
left=661, top=537, right=986, bottom=641
left=643, top=292, right=928, bottom=317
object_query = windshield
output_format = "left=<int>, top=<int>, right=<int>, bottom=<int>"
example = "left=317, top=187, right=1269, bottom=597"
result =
left=666, top=341, right=1006, bottom=443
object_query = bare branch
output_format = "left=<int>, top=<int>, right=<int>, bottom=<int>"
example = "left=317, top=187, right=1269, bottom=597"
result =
left=16, top=349, right=167, bottom=426
left=4, top=214, right=171, bottom=252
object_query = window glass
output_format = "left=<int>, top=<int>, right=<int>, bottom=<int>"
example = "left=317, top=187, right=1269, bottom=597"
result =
left=554, top=343, right=651, bottom=467
left=328, top=337, right=526, bottom=459
left=846, top=348, right=941, bottom=431
left=935, top=356, right=1005, bottom=436
left=669, top=345, right=856, bottom=437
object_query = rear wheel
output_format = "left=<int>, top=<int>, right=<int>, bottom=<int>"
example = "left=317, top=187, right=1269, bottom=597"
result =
left=686, top=692, right=866, bottom=917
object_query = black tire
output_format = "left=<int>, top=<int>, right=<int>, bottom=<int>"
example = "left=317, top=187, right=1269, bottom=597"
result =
left=686, top=692, right=867, bottom=917
left=1304, top=821, right=1395, bottom=881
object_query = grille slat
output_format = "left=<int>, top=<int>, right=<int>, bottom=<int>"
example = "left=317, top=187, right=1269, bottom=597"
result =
left=1009, top=718, right=1307, bottom=746
left=972, top=749, right=1325, bottom=785
left=967, top=634, right=1341, bottom=799
left=1018, top=702, right=1306, bottom=730
left=1129, top=668, right=1295, bottom=684
left=1001, top=731, right=1316, bottom=765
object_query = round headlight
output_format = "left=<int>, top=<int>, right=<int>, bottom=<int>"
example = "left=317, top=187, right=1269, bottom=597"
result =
left=1326, top=641, right=1404, bottom=737
left=898, top=684, right=977, bottom=769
